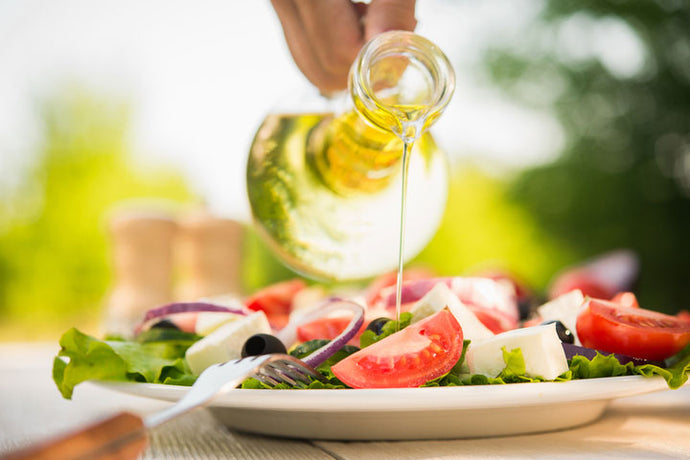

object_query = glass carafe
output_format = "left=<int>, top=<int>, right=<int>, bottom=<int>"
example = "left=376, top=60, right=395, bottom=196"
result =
left=247, top=31, right=455, bottom=282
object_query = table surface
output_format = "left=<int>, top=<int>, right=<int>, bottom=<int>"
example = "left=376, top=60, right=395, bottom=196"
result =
left=1, top=342, right=689, bottom=460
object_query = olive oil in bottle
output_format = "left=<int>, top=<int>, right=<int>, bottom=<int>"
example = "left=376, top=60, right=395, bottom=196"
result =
left=247, top=110, right=447, bottom=282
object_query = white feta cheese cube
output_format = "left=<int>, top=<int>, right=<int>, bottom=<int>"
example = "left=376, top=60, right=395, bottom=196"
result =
left=409, top=283, right=494, bottom=342
left=186, top=311, right=271, bottom=375
left=466, top=323, right=569, bottom=380
left=537, top=290, right=585, bottom=345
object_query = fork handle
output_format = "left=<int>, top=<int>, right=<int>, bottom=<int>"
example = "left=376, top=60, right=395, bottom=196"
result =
left=1, top=412, right=147, bottom=460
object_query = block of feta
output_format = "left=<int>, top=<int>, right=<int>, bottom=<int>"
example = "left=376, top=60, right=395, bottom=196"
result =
left=409, top=283, right=494, bottom=342
left=186, top=311, right=271, bottom=375
left=466, top=323, right=568, bottom=380
left=537, top=289, right=585, bottom=345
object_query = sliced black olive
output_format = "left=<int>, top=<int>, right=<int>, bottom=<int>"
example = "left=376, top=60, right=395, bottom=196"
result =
left=241, top=333, right=287, bottom=357
left=151, top=319, right=180, bottom=330
left=541, top=320, right=574, bottom=344
left=365, top=317, right=391, bottom=335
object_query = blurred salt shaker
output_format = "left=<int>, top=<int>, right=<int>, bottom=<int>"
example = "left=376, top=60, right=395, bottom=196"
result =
left=175, top=210, right=245, bottom=301
left=103, top=210, right=177, bottom=337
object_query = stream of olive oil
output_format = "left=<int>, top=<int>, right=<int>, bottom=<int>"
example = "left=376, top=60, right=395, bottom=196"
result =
left=395, top=141, right=413, bottom=329
left=356, top=101, right=434, bottom=328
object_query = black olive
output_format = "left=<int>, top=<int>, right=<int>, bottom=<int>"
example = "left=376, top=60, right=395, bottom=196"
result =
left=151, top=319, right=180, bottom=330
left=366, top=317, right=391, bottom=335
left=517, top=299, right=533, bottom=321
left=241, top=333, right=287, bottom=357
left=541, top=320, right=574, bottom=344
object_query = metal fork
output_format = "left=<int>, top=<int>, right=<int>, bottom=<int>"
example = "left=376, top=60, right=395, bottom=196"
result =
left=145, top=353, right=322, bottom=428
left=3, top=354, right=323, bottom=460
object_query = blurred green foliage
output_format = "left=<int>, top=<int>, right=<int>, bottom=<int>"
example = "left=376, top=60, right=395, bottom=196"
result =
left=241, top=225, right=296, bottom=294
left=482, top=1, right=690, bottom=312
left=0, top=89, right=195, bottom=339
left=415, top=165, right=575, bottom=290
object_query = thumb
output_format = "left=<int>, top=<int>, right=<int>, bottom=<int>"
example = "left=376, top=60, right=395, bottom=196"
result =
left=364, top=0, right=417, bottom=41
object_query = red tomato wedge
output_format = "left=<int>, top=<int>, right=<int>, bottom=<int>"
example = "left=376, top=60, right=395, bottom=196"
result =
left=331, top=308, right=464, bottom=388
left=549, top=271, right=613, bottom=300
left=468, top=307, right=509, bottom=334
left=245, top=279, right=306, bottom=329
left=576, top=298, right=690, bottom=361
left=297, top=316, right=366, bottom=346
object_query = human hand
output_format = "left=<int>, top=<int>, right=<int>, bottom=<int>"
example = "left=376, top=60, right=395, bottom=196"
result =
left=271, top=0, right=417, bottom=93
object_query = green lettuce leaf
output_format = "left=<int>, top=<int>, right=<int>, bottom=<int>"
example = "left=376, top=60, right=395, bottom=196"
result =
left=569, top=353, right=633, bottom=379
left=422, top=339, right=471, bottom=387
left=633, top=344, right=690, bottom=389
left=452, top=345, right=690, bottom=389
left=567, top=344, right=690, bottom=389
left=53, top=328, right=196, bottom=399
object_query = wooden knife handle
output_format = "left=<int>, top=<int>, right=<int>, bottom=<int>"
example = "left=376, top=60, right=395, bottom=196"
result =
left=2, top=412, right=147, bottom=460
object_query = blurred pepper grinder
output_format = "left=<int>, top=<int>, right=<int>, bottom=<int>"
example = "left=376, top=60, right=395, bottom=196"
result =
left=174, top=210, right=245, bottom=302
left=103, top=210, right=177, bottom=337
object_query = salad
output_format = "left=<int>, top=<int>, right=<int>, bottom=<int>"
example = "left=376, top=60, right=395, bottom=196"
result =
left=53, top=262, right=690, bottom=399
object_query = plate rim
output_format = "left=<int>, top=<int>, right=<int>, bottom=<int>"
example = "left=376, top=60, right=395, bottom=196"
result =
left=90, top=374, right=678, bottom=412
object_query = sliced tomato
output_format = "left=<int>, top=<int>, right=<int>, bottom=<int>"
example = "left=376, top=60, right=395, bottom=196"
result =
left=331, top=308, right=464, bottom=388
left=296, top=316, right=365, bottom=346
left=244, top=279, right=306, bottom=329
left=468, top=307, right=511, bottom=334
left=549, top=250, right=639, bottom=300
left=576, top=298, right=690, bottom=361
left=611, top=292, right=639, bottom=308
left=549, top=271, right=613, bottom=300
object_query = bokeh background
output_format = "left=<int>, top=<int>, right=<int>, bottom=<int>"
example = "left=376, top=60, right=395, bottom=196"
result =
left=1, top=0, right=689, bottom=340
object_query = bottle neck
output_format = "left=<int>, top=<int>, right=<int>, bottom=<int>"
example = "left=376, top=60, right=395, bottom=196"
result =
left=348, top=31, right=455, bottom=142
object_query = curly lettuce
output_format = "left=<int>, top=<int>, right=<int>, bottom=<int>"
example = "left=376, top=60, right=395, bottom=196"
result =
left=53, top=328, right=197, bottom=399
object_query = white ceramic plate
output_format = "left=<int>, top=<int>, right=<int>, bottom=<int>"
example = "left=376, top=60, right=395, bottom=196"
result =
left=92, top=375, right=682, bottom=440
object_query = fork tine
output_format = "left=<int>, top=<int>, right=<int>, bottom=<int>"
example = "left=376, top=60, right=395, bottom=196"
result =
left=281, top=359, right=323, bottom=381
left=258, top=365, right=299, bottom=386
left=269, top=362, right=311, bottom=384
left=252, top=355, right=324, bottom=388
left=254, top=371, right=282, bottom=387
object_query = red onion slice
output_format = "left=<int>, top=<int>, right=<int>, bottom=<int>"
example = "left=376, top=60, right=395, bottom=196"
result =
left=275, top=297, right=342, bottom=347
left=276, top=299, right=365, bottom=368
left=134, top=302, right=247, bottom=335
left=301, top=302, right=365, bottom=368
